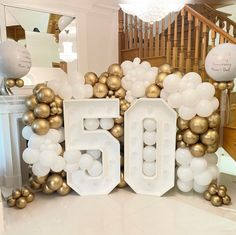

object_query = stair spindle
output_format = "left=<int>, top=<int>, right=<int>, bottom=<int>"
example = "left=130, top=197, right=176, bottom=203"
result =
left=211, top=29, right=216, bottom=48
left=186, top=12, right=193, bottom=73
left=172, top=13, right=178, bottom=68
left=161, top=18, right=166, bottom=56
left=179, top=9, right=185, bottom=72
left=193, top=17, right=200, bottom=73
left=155, top=22, right=159, bottom=56
left=201, top=23, right=208, bottom=80
left=138, top=19, right=143, bottom=58
left=149, top=23, right=154, bottom=57
left=133, top=16, right=138, bottom=48
left=144, top=22, right=149, bottom=58
left=124, top=13, right=129, bottom=49
left=167, top=13, right=172, bottom=64
left=128, top=15, right=134, bottom=48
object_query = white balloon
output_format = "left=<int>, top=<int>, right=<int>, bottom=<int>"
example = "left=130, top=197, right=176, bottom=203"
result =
left=39, top=150, right=58, bottom=168
left=205, top=153, right=218, bottom=165
left=51, top=157, right=66, bottom=172
left=58, top=127, right=65, bottom=143
left=99, top=118, right=114, bottom=130
left=131, top=81, right=145, bottom=98
left=190, top=157, right=207, bottom=174
left=210, top=97, right=219, bottom=111
left=47, top=80, right=64, bottom=94
left=64, top=150, right=81, bottom=163
left=143, top=131, right=156, bottom=146
left=195, top=100, right=214, bottom=117
left=193, top=182, right=208, bottom=193
left=208, top=165, right=219, bottom=180
left=47, top=129, right=61, bottom=143
left=143, top=161, right=156, bottom=177
left=84, top=118, right=100, bottom=131
left=167, top=92, right=182, bottom=108
left=177, top=166, right=193, bottom=182
left=79, top=154, right=93, bottom=170
left=58, top=15, right=74, bottom=31
left=88, top=160, right=103, bottom=177
left=196, top=82, right=215, bottom=100
left=178, top=80, right=187, bottom=92
left=28, top=134, right=45, bottom=149
left=175, top=147, right=193, bottom=166
left=22, top=126, right=33, bottom=140
left=54, top=143, right=63, bottom=155
left=182, top=72, right=202, bottom=87
left=133, top=57, right=141, bottom=65
left=32, top=162, right=50, bottom=177
left=125, top=94, right=134, bottom=103
left=177, top=179, right=193, bottom=192
left=163, top=74, right=181, bottom=93
left=64, top=162, right=79, bottom=172
left=143, top=118, right=156, bottom=131
left=86, top=150, right=101, bottom=160
left=160, top=89, right=169, bottom=101
left=72, top=83, right=85, bottom=99
left=143, top=146, right=156, bottom=162
left=205, top=43, right=236, bottom=82
left=84, top=84, right=93, bottom=98
left=58, top=83, right=72, bottom=100
left=22, top=148, right=40, bottom=164
left=121, top=60, right=133, bottom=75
left=140, top=61, right=151, bottom=69
left=179, top=105, right=196, bottom=120
left=194, top=169, right=213, bottom=186
left=181, top=89, right=198, bottom=107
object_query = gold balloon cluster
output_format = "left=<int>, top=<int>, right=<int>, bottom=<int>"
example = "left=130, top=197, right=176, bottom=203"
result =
left=29, top=172, right=71, bottom=196
left=22, top=83, right=63, bottom=135
left=203, top=183, right=231, bottom=207
left=5, top=78, right=24, bottom=89
left=7, top=187, right=34, bottom=209
left=85, top=64, right=129, bottom=139
left=177, top=112, right=220, bottom=157
left=213, top=81, right=234, bottom=91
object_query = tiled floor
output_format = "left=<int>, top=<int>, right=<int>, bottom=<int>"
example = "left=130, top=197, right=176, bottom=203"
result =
left=1, top=173, right=236, bottom=235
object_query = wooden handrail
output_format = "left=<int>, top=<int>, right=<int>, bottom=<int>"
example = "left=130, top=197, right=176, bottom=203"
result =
left=184, top=5, right=236, bottom=43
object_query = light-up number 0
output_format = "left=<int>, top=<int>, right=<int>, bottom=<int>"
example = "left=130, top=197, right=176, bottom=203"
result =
left=124, top=98, right=177, bottom=196
left=64, top=99, right=120, bottom=195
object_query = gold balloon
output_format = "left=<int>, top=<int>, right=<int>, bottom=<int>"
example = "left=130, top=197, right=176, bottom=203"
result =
left=227, top=81, right=234, bottom=90
left=207, top=113, right=220, bottom=129
left=176, top=133, right=183, bottom=141
left=145, top=84, right=161, bottom=98
left=200, top=129, right=219, bottom=146
left=190, top=143, right=206, bottom=157
left=26, top=193, right=34, bottom=203
left=46, top=174, right=63, bottom=191
left=48, top=115, right=63, bottom=129
left=16, top=197, right=27, bottom=209
left=57, top=181, right=71, bottom=196
left=99, top=75, right=108, bottom=84
left=108, top=64, right=123, bottom=77
left=222, top=195, right=231, bottom=205
left=33, top=174, right=48, bottom=184
left=32, top=119, right=50, bottom=135
left=33, top=83, right=47, bottom=95
left=173, top=71, right=183, bottom=78
left=5, top=79, right=15, bottom=88
left=60, top=171, right=67, bottom=179
left=93, top=83, right=108, bottom=98
left=120, top=156, right=124, bottom=167
left=120, top=99, right=127, bottom=105
left=217, top=189, right=226, bottom=197
left=203, top=191, right=212, bottom=201
left=177, top=117, right=189, bottom=131
left=84, top=72, right=98, bottom=86
left=42, top=183, right=54, bottom=194
left=208, top=185, right=218, bottom=195
left=183, top=129, right=199, bottom=145
left=206, top=142, right=219, bottom=153
left=209, top=183, right=217, bottom=188
left=22, top=111, right=35, bottom=125
left=108, top=90, right=114, bottom=96
left=155, top=72, right=168, bottom=88
left=159, top=64, right=173, bottom=74
left=218, top=185, right=227, bottom=192
left=12, top=189, right=21, bottom=199
left=111, top=124, right=124, bottom=138
left=118, top=172, right=127, bottom=188
left=51, top=107, right=58, bottom=115
left=54, top=95, right=63, bottom=108
left=213, top=82, right=219, bottom=89
left=177, top=141, right=186, bottom=148
left=7, top=196, right=16, bottom=207
left=211, top=195, right=222, bottom=207
left=21, top=187, right=30, bottom=197
left=115, top=116, right=124, bottom=124
left=115, top=88, right=126, bottom=99
left=15, top=78, right=24, bottom=88
left=189, top=116, right=208, bottom=134
left=218, top=82, right=227, bottom=91
left=37, top=87, right=55, bottom=104
left=107, top=75, right=121, bottom=91
left=34, top=103, right=50, bottom=118
left=25, top=95, right=38, bottom=110
left=57, top=107, right=63, bottom=115
left=29, top=177, right=42, bottom=190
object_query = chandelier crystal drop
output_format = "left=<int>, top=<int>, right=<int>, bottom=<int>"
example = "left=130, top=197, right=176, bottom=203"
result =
left=119, top=0, right=186, bottom=23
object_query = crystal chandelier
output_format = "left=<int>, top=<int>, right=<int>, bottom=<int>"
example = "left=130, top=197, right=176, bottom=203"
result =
left=119, top=0, right=186, bottom=23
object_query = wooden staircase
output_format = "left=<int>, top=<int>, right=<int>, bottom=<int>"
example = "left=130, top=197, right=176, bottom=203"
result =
left=118, top=4, right=236, bottom=81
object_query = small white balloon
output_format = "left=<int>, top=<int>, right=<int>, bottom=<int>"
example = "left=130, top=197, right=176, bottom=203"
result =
left=143, top=131, right=156, bottom=146
left=58, top=83, right=73, bottom=100
left=182, top=72, right=202, bottom=87
left=28, top=134, right=45, bottom=149
left=208, top=165, right=219, bottom=180
left=175, top=147, right=193, bottom=166
left=64, top=150, right=81, bottom=163
left=193, top=181, right=208, bottom=193
left=47, top=129, right=61, bottom=143
left=177, top=166, right=193, bottom=182
left=47, top=80, right=64, bottom=94
left=210, top=97, right=219, bottom=111
left=140, top=61, right=151, bottom=69
left=39, top=150, right=58, bottom=168
left=51, top=157, right=66, bottom=172
left=72, top=83, right=85, bottom=99
left=88, top=160, right=103, bottom=177
left=84, top=84, right=93, bottom=98
left=143, top=146, right=156, bottom=162
left=196, top=82, right=215, bottom=100
left=181, top=89, right=198, bottom=108
left=160, top=89, right=169, bottom=101
left=163, top=74, right=181, bottom=93
left=143, top=118, right=156, bottom=131
left=84, top=118, right=100, bottom=131
left=167, top=92, right=182, bottom=109
left=22, top=148, right=40, bottom=164
left=179, top=105, right=196, bottom=120
left=195, top=100, right=214, bottom=117
left=86, top=150, right=101, bottom=160
left=131, top=81, right=145, bottom=98
left=177, top=179, right=193, bottom=193
left=58, top=127, right=65, bottom=143
left=190, top=157, right=207, bottom=174
left=194, top=169, right=213, bottom=186
left=143, top=161, right=156, bottom=177
left=78, top=154, right=93, bottom=170
left=64, top=163, right=79, bottom=172
left=133, top=57, right=141, bottom=65
left=22, top=126, right=33, bottom=140
left=32, top=162, right=50, bottom=177
left=100, top=118, right=114, bottom=130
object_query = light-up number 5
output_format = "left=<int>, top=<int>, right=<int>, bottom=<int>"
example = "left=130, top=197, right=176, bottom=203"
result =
left=64, top=99, right=120, bottom=195
left=125, top=98, right=177, bottom=196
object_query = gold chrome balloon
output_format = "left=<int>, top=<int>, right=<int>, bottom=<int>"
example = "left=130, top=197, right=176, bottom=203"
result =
left=208, top=185, right=218, bottom=195
left=84, top=72, right=98, bottom=86
left=222, top=195, right=231, bottom=205
left=107, top=75, right=121, bottom=91
left=203, top=191, right=212, bottom=201
left=108, top=64, right=123, bottom=77
left=177, top=141, right=186, bottom=148
left=115, top=116, right=124, bottom=124
left=190, top=143, right=206, bottom=157
left=12, top=189, right=21, bottom=199
left=173, top=71, right=183, bottom=78
left=29, top=177, right=42, bottom=190
left=37, top=87, right=55, bottom=104
left=227, top=81, right=234, bottom=90
left=7, top=196, right=16, bottom=207
left=218, top=82, right=227, bottom=91
left=200, top=129, right=219, bottom=146
left=115, top=88, right=126, bottom=99
left=213, top=82, right=219, bottom=89
left=111, top=124, right=124, bottom=138
left=206, top=142, right=219, bottom=153
left=211, top=195, right=222, bottom=207
left=57, top=181, right=71, bottom=196
left=46, top=174, right=63, bottom=191
left=159, top=64, right=173, bottom=74
left=183, top=129, right=199, bottom=145
left=32, top=119, right=50, bottom=135
left=34, top=103, right=50, bottom=118
left=42, top=183, right=54, bottom=194
left=118, top=172, right=127, bottom=188
left=22, top=111, right=35, bottom=126
left=25, top=95, right=38, bottom=110
left=218, top=185, right=227, bottom=192
left=176, top=133, right=183, bottom=141
left=16, top=197, right=27, bottom=209
left=48, top=115, right=63, bottom=129
left=155, top=72, right=168, bottom=88
left=177, top=117, right=189, bottom=131
left=54, top=95, right=63, bottom=108
left=21, top=187, right=30, bottom=197
left=25, top=193, right=34, bottom=203
left=189, top=116, right=208, bottom=134
left=207, top=113, right=220, bottom=129
left=5, top=79, right=15, bottom=88
left=51, top=107, right=58, bottom=115
left=33, top=83, right=47, bottom=95
left=93, top=83, right=108, bottom=98
left=145, top=84, right=161, bottom=98
left=217, top=189, right=226, bottom=197
left=15, top=78, right=24, bottom=88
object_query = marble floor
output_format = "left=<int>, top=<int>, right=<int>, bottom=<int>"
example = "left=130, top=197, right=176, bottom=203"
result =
left=1, top=173, right=236, bottom=235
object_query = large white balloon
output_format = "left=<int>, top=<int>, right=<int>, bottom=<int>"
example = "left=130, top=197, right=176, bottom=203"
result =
left=167, top=92, right=182, bottom=108
left=22, top=126, right=33, bottom=140
left=195, top=100, right=214, bottom=117
left=163, top=74, right=181, bottom=93
left=179, top=105, right=196, bottom=120
left=22, top=148, right=40, bottom=164
left=177, top=179, right=193, bottom=192
left=190, top=157, right=207, bottom=174
left=205, top=43, right=236, bottom=82
left=177, top=166, right=193, bottom=182
left=181, top=89, right=198, bottom=108
left=182, top=72, right=202, bottom=87
left=194, top=169, right=212, bottom=186
left=175, top=148, right=193, bottom=166
left=196, top=83, right=215, bottom=100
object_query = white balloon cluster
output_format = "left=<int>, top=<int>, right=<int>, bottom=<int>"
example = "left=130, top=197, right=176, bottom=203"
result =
left=64, top=150, right=103, bottom=177
left=121, top=57, right=158, bottom=103
left=84, top=118, right=114, bottom=131
left=161, top=72, right=219, bottom=120
left=176, top=147, right=219, bottom=193
left=22, top=126, right=65, bottom=177
left=47, top=72, right=93, bottom=100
